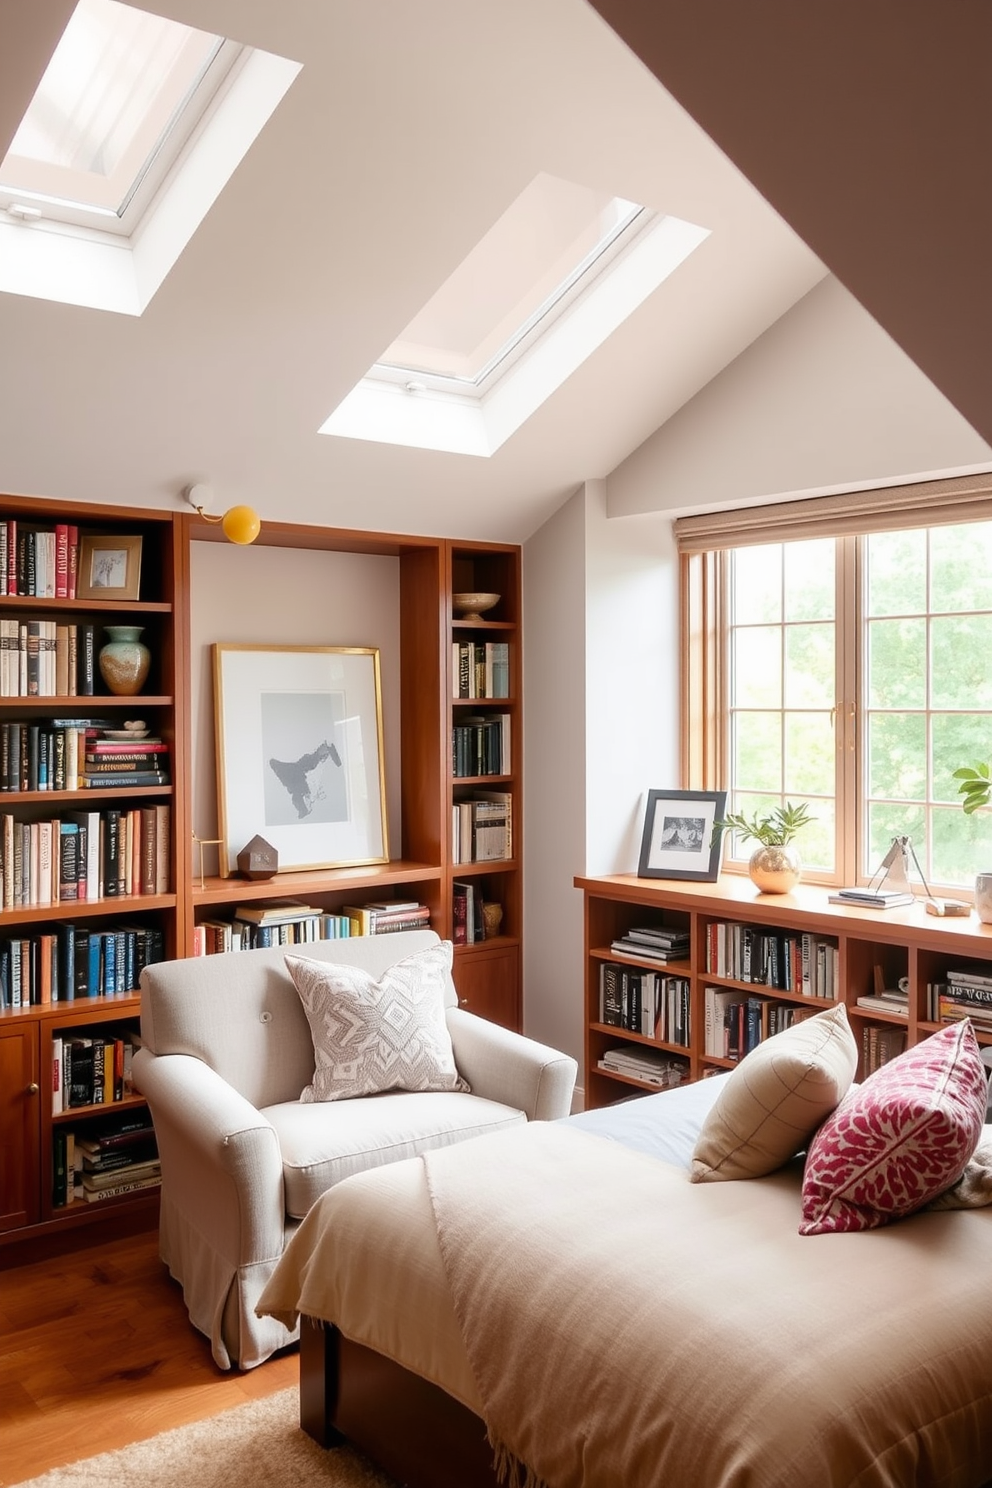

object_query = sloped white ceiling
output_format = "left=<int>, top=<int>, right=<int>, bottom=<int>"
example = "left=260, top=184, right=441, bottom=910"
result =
left=0, top=0, right=826, bottom=540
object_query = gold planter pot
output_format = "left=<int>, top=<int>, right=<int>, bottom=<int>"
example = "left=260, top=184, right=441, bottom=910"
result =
left=748, top=843, right=801, bottom=894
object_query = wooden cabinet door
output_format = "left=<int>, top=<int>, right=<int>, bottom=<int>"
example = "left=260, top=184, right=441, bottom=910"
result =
left=0, top=1023, right=41, bottom=1232
left=452, top=945, right=521, bottom=1030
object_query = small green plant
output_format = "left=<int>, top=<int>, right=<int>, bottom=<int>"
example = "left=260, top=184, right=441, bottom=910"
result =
left=953, top=761, right=991, bottom=814
left=715, top=800, right=815, bottom=847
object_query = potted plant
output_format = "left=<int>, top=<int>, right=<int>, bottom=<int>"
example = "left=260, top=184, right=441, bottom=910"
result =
left=715, top=800, right=815, bottom=894
left=953, top=761, right=992, bottom=922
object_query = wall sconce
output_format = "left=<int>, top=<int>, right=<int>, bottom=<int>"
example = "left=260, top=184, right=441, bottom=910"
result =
left=184, top=483, right=261, bottom=545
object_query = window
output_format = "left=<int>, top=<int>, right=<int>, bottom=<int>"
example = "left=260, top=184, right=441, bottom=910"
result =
left=321, top=172, right=709, bottom=456
left=0, top=0, right=300, bottom=315
left=679, top=474, right=992, bottom=892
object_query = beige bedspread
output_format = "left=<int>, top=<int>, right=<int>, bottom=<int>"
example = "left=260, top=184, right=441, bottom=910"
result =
left=259, top=1122, right=992, bottom=1488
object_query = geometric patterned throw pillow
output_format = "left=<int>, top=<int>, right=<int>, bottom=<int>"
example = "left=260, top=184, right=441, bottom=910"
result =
left=799, top=1019, right=987, bottom=1235
left=286, top=941, right=471, bottom=1103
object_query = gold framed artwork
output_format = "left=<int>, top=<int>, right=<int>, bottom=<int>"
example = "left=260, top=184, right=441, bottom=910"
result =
left=212, top=644, right=389, bottom=877
left=76, top=533, right=143, bottom=600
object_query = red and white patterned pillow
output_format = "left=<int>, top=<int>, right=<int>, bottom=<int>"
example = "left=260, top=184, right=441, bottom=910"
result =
left=800, top=1020, right=988, bottom=1235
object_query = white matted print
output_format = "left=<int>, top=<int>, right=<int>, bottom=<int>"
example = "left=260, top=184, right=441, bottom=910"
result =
left=637, top=789, right=727, bottom=881
left=213, top=644, right=389, bottom=876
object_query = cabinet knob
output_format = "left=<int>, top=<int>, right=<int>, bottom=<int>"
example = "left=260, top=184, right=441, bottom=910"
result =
left=459, top=997, right=469, bottom=1006
left=27, top=1082, right=39, bottom=1095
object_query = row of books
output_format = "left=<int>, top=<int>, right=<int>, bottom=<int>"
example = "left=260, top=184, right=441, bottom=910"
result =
left=452, top=880, right=492, bottom=944
left=703, top=986, right=817, bottom=1059
left=1, top=923, right=165, bottom=1008
left=0, top=619, right=102, bottom=697
left=451, top=640, right=510, bottom=699
left=0, top=722, right=169, bottom=792
left=598, top=961, right=690, bottom=1047
left=597, top=1046, right=687, bottom=1089
left=452, top=714, right=511, bottom=778
left=704, top=920, right=839, bottom=998
left=0, top=803, right=171, bottom=909
left=191, top=898, right=431, bottom=954
left=451, top=791, right=512, bottom=863
left=0, top=520, right=80, bottom=599
left=860, top=1022, right=907, bottom=1075
left=52, top=1025, right=142, bottom=1112
left=52, top=1111, right=160, bottom=1207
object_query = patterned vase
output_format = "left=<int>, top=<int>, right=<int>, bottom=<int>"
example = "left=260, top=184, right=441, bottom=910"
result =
left=98, top=625, right=151, bottom=696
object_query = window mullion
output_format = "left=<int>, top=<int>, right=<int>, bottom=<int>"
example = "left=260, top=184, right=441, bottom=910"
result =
left=837, top=535, right=860, bottom=884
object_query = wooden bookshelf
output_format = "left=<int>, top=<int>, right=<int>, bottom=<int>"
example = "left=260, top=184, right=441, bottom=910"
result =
left=1, top=498, right=524, bottom=1251
left=577, top=872, right=992, bottom=1110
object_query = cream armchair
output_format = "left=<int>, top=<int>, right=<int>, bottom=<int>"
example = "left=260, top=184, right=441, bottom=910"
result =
left=133, top=929, right=577, bottom=1370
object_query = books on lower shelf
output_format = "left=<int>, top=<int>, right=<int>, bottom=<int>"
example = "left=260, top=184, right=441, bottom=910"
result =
left=193, top=900, right=432, bottom=954
left=52, top=1109, right=159, bottom=1207
left=860, top=1022, right=907, bottom=1075
left=598, top=961, right=690, bottom=1046
left=2, top=922, right=165, bottom=1010
left=597, top=1046, right=687, bottom=1089
left=51, top=1024, right=143, bottom=1113
left=452, top=790, right=512, bottom=864
left=703, top=985, right=817, bottom=1060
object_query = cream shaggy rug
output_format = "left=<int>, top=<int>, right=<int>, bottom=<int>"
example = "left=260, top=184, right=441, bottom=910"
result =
left=10, top=1388, right=397, bottom=1488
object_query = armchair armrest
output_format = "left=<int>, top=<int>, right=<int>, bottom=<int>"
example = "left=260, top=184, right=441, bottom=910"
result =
left=132, top=1049, right=287, bottom=1267
left=446, top=1008, right=577, bottom=1120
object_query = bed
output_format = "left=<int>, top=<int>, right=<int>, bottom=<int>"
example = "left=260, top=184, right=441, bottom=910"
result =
left=257, top=1073, right=992, bottom=1488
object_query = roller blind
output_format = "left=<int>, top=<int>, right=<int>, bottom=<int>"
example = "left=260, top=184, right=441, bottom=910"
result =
left=674, top=472, right=992, bottom=553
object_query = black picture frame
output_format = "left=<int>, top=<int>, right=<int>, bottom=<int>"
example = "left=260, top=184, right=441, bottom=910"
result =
left=637, top=789, right=727, bottom=881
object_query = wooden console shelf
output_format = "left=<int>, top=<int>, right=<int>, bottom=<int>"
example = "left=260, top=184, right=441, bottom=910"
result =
left=577, top=872, right=992, bottom=1110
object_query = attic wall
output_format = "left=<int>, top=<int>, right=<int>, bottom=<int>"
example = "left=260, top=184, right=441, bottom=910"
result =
left=589, top=0, right=992, bottom=448
left=607, top=278, right=991, bottom=519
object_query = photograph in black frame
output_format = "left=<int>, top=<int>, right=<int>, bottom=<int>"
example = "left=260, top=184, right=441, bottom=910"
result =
left=637, top=789, right=727, bottom=881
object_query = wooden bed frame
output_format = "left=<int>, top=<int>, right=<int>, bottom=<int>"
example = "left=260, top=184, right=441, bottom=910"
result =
left=299, top=1315, right=501, bottom=1488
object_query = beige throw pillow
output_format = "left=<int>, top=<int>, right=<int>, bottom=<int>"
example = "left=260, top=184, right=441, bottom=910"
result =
left=691, top=1002, right=857, bottom=1182
left=286, top=941, right=470, bottom=1103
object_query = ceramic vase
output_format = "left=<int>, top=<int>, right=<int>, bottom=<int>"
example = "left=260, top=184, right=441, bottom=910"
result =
left=98, top=625, right=151, bottom=697
left=975, top=873, right=992, bottom=924
left=748, top=843, right=801, bottom=894
left=482, top=902, right=504, bottom=939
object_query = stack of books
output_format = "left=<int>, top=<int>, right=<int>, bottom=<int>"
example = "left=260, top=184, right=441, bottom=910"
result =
left=78, top=734, right=170, bottom=789
left=937, top=966, right=992, bottom=1029
left=343, top=900, right=431, bottom=935
left=597, top=1046, right=687, bottom=1088
left=609, top=924, right=691, bottom=963
left=75, top=1113, right=160, bottom=1204
left=828, top=886, right=914, bottom=909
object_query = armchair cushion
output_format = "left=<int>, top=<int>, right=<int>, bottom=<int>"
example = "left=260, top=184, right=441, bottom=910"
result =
left=286, top=940, right=470, bottom=1103
left=264, top=1090, right=525, bottom=1218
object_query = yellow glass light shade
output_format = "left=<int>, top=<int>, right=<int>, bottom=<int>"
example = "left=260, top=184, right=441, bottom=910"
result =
left=221, top=504, right=261, bottom=545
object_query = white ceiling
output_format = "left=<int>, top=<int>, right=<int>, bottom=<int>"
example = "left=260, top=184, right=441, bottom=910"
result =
left=0, top=0, right=826, bottom=542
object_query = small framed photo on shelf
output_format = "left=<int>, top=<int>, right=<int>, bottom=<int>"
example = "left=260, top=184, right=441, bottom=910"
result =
left=76, top=533, right=143, bottom=600
left=213, top=644, right=389, bottom=877
left=637, top=788, right=727, bottom=881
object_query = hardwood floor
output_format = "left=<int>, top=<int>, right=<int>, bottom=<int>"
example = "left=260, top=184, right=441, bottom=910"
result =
left=0, top=1226, right=298, bottom=1487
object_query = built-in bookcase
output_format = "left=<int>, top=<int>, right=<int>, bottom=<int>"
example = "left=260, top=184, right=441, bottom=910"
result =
left=577, top=872, right=992, bottom=1110
left=1, top=498, right=523, bottom=1253
left=0, top=495, right=183, bottom=1250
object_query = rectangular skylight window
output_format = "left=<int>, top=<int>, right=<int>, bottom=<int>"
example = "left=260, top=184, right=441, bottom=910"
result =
left=376, top=174, right=645, bottom=389
left=0, top=0, right=233, bottom=230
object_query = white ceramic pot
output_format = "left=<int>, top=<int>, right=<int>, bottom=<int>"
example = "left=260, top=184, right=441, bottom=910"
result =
left=975, top=872, right=992, bottom=924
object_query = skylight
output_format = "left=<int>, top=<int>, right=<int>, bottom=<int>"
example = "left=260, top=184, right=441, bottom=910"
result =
left=322, top=173, right=710, bottom=457
left=0, top=0, right=301, bottom=314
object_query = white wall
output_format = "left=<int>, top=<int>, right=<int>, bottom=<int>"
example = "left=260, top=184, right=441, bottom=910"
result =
left=189, top=542, right=400, bottom=877
left=607, top=277, right=992, bottom=519
left=523, top=482, right=680, bottom=1101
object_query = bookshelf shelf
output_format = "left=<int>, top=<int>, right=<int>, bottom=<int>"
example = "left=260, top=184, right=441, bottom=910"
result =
left=578, top=872, right=992, bottom=1109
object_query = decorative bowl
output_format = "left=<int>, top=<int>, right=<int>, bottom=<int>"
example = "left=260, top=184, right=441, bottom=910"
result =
left=452, top=591, right=500, bottom=621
